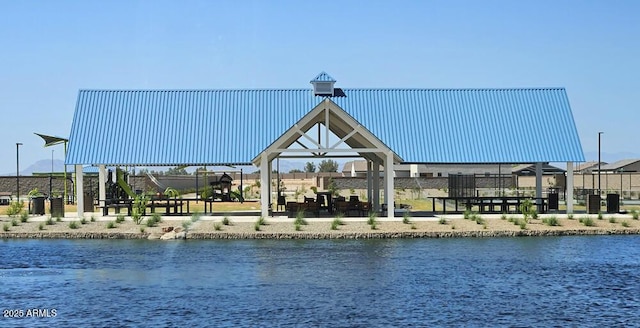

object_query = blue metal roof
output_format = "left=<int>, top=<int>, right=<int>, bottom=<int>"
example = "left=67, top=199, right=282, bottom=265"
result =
left=66, top=87, right=585, bottom=166
left=310, top=72, right=336, bottom=82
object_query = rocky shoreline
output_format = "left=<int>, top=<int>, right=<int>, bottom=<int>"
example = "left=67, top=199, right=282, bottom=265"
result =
left=2, top=228, right=640, bottom=240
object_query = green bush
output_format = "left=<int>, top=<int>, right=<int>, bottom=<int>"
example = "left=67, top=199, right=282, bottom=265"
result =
left=609, top=217, right=617, bottom=223
left=213, top=223, right=222, bottom=231
left=3, top=224, right=9, bottom=232
left=632, top=210, right=639, bottom=220
left=581, top=217, right=596, bottom=227
left=90, top=216, right=96, bottom=222
left=11, top=219, right=18, bottom=226
left=80, top=218, right=87, bottom=224
left=115, top=214, right=125, bottom=223
left=151, top=212, right=163, bottom=224
left=140, top=227, right=145, bottom=233
left=411, top=223, right=417, bottom=230
left=132, top=194, right=149, bottom=225
left=257, top=216, right=266, bottom=226
left=20, top=211, right=28, bottom=223
left=254, top=221, right=261, bottom=231
left=191, top=212, right=201, bottom=222
left=621, top=221, right=630, bottom=228
left=46, top=217, right=54, bottom=225
left=519, top=221, right=527, bottom=230
left=402, top=212, right=411, bottom=224
left=439, top=217, right=447, bottom=225
left=367, top=212, right=377, bottom=226
left=146, top=217, right=156, bottom=227
left=542, top=216, right=561, bottom=226
left=597, top=212, right=603, bottom=220
left=38, top=223, right=44, bottom=231
left=106, top=221, right=116, bottom=229
left=567, top=214, right=575, bottom=220
left=56, top=216, right=62, bottom=222
left=69, top=221, right=79, bottom=229
left=222, top=215, right=231, bottom=225
left=500, top=213, right=507, bottom=220
left=294, top=222, right=302, bottom=231
left=6, top=201, right=24, bottom=217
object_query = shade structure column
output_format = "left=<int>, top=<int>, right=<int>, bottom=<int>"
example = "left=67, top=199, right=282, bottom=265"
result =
left=98, top=165, right=106, bottom=209
left=366, top=160, right=372, bottom=206
left=385, top=151, right=394, bottom=219
left=260, top=155, right=270, bottom=218
left=566, top=162, right=574, bottom=214
left=535, top=162, right=543, bottom=210
left=373, top=162, right=380, bottom=212
left=76, top=164, right=84, bottom=219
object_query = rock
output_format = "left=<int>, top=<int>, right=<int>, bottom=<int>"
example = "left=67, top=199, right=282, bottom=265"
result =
left=162, top=226, right=174, bottom=233
left=160, top=231, right=177, bottom=240
left=175, top=231, right=186, bottom=239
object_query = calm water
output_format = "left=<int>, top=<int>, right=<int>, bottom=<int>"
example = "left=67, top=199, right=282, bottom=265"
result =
left=1, top=236, right=639, bottom=327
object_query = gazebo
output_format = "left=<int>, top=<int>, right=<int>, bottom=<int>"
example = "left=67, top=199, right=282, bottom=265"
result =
left=66, top=72, right=585, bottom=218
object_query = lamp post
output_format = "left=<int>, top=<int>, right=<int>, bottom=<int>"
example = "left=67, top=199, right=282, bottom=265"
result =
left=50, top=149, right=54, bottom=200
left=598, top=132, right=603, bottom=196
left=16, top=143, right=22, bottom=201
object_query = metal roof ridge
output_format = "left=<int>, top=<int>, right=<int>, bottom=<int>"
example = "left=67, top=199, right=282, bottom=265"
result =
left=340, top=87, right=567, bottom=91
left=78, top=87, right=567, bottom=92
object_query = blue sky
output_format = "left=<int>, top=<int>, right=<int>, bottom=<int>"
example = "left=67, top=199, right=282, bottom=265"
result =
left=1, top=0, right=638, bottom=174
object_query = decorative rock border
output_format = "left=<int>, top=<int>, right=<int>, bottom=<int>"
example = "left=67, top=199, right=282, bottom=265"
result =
left=3, top=229, right=639, bottom=240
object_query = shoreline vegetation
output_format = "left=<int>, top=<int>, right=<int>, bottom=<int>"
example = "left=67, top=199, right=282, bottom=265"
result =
left=1, top=212, right=640, bottom=240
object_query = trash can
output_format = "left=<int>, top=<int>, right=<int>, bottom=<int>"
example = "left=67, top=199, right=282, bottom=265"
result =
left=606, top=193, right=620, bottom=214
left=587, top=194, right=600, bottom=214
left=83, top=192, right=94, bottom=212
left=548, top=193, right=559, bottom=211
left=50, top=197, right=64, bottom=218
left=31, top=196, right=46, bottom=215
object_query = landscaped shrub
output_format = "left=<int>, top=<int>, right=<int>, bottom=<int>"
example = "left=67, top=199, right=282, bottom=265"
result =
left=213, top=223, right=222, bottom=231
left=294, top=210, right=308, bottom=226
left=609, top=217, right=617, bottom=223
left=222, top=215, right=231, bottom=225
left=106, top=221, right=116, bottom=229
left=402, top=211, right=411, bottom=224
left=3, top=224, right=9, bottom=231
left=257, top=216, right=266, bottom=226
left=115, top=214, right=125, bottom=224
left=11, top=219, right=18, bottom=226
left=69, top=221, right=79, bottom=229
left=331, top=218, right=344, bottom=230
left=439, top=217, right=447, bottom=225
left=20, top=211, right=28, bottom=223
left=6, top=201, right=24, bottom=217
left=542, top=216, right=560, bottom=226
left=580, top=217, right=596, bottom=227
left=621, top=221, right=630, bottom=228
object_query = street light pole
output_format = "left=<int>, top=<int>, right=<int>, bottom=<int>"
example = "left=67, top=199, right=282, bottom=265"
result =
left=598, top=132, right=603, bottom=196
left=16, top=143, right=22, bottom=201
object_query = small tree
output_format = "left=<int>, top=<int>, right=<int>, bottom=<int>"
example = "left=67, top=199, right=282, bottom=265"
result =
left=304, top=162, right=316, bottom=173
left=318, top=159, right=339, bottom=172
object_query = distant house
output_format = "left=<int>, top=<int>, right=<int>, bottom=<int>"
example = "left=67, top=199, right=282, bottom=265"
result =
left=342, top=160, right=511, bottom=178
left=574, top=161, right=606, bottom=174
left=511, top=163, right=565, bottom=176
left=596, top=159, right=640, bottom=173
